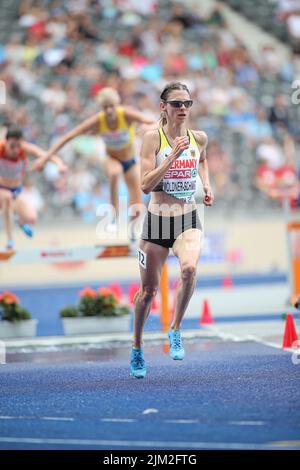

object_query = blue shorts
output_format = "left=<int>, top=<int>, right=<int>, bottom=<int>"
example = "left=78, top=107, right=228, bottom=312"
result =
left=120, top=158, right=137, bottom=173
left=0, top=185, right=22, bottom=199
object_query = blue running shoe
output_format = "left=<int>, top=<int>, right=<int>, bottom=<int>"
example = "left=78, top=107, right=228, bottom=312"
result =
left=168, top=329, right=185, bottom=360
left=19, top=223, right=34, bottom=238
left=130, top=347, right=147, bottom=378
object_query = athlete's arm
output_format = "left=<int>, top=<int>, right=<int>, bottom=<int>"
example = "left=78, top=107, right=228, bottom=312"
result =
left=124, top=107, right=157, bottom=126
left=141, top=131, right=189, bottom=194
left=23, top=142, right=68, bottom=173
left=30, top=113, right=99, bottom=172
left=194, top=131, right=214, bottom=206
left=46, top=113, right=99, bottom=158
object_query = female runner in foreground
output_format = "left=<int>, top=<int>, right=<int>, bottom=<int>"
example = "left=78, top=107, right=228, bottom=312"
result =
left=0, top=126, right=67, bottom=250
left=131, top=82, right=214, bottom=378
left=31, top=88, right=156, bottom=235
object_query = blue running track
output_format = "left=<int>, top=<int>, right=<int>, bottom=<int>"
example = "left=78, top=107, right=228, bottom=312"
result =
left=0, top=339, right=299, bottom=450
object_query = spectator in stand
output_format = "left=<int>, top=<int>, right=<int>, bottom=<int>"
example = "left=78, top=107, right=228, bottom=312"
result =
left=168, top=2, right=199, bottom=29
left=206, top=2, right=226, bottom=28
left=277, top=0, right=300, bottom=21
left=73, top=182, right=109, bottom=222
left=246, top=107, right=273, bottom=147
left=265, top=161, right=299, bottom=206
left=269, top=94, right=291, bottom=137
left=287, top=12, right=300, bottom=53
left=255, top=160, right=277, bottom=199
left=40, top=81, right=67, bottom=112
left=260, top=45, right=282, bottom=75
left=1, top=0, right=298, bottom=219
left=234, top=57, right=259, bottom=87
left=224, top=96, right=255, bottom=134
left=255, top=133, right=299, bottom=205
left=256, top=136, right=285, bottom=170
left=206, top=140, right=233, bottom=198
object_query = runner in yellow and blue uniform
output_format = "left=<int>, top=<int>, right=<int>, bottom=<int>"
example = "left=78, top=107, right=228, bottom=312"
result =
left=32, top=88, right=156, bottom=234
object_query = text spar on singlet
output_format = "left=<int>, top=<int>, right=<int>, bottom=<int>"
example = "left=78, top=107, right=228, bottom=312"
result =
left=164, top=157, right=197, bottom=178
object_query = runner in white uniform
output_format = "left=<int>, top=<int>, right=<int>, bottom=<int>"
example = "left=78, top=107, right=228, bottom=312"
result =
left=130, top=82, right=214, bottom=378
left=153, top=127, right=201, bottom=203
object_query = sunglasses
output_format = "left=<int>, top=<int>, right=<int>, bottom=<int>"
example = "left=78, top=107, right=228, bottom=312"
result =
left=164, top=100, right=193, bottom=108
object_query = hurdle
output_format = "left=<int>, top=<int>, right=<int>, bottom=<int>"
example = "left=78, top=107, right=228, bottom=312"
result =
left=282, top=194, right=300, bottom=303
left=0, top=243, right=131, bottom=264
left=287, top=221, right=300, bottom=302
left=0, top=242, right=171, bottom=330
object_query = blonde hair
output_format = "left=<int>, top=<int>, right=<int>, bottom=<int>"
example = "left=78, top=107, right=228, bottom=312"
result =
left=97, top=87, right=121, bottom=106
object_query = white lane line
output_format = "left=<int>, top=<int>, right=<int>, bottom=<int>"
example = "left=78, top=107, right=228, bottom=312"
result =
left=0, top=416, right=26, bottom=420
left=207, top=328, right=294, bottom=352
left=229, top=421, right=265, bottom=426
left=41, top=417, right=75, bottom=422
left=0, top=416, right=268, bottom=426
left=165, top=419, right=199, bottom=424
left=245, top=335, right=296, bottom=352
left=101, top=419, right=137, bottom=423
left=0, top=416, right=135, bottom=423
left=207, top=330, right=250, bottom=343
left=0, top=436, right=298, bottom=449
left=0, top=416, right=74, bottom=422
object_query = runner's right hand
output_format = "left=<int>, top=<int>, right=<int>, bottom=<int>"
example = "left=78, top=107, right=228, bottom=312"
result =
left=170, top=136, right=189, bottom=160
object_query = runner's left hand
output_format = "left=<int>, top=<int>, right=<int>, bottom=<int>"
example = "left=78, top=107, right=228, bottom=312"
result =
left=203, top=185, right=214, bottom=206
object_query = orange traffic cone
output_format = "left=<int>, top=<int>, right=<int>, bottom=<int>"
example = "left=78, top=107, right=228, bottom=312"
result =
left=200, top=299, right=214, bottom=325
left=282, top=314, right=299, bottom=348
left=128, top=283, right=140, bottom=306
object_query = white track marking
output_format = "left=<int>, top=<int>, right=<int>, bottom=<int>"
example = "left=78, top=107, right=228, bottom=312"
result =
left=229, top=421, right=265, bottom=426
left=245, top=334, right=297, bottom=353
left=207, top=328, right=296, bottom=352
left=142, top=409, right=158, bottom=415
left=3, top=329, right=217, bottom=350
left=0, top=416, right=135, bottom=423
left=101, top=419, right=136, bottom=423
left=41, top=417, right=75, bottom=422
left=205, top=329, right=251, bottom=343
left=0, top=436, right=298, bottom=449
left=0, top=416, right=270, bottom=426
left=0, top=416, right=74, bottom=422
left=0, top=416, right=25, bottom=420
left=165, top=419, right=199, bottom=424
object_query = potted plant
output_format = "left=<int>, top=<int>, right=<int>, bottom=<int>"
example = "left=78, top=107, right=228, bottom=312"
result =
left=0, top=291, right=37, bottom=338
left=60, top=286, right=131, bottom=335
